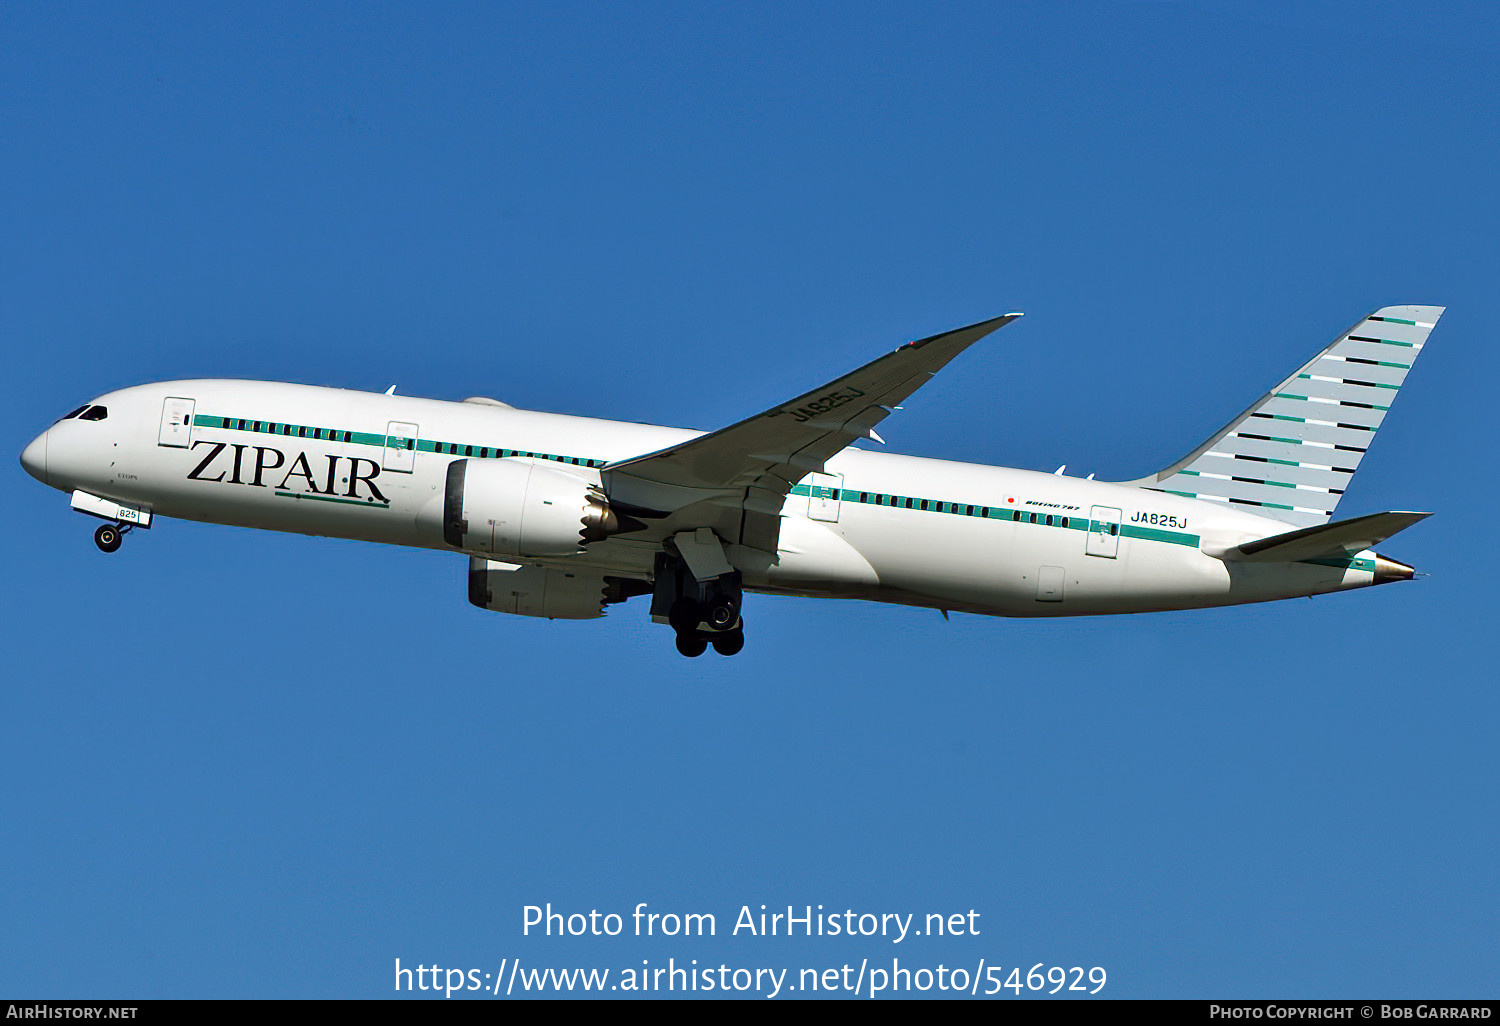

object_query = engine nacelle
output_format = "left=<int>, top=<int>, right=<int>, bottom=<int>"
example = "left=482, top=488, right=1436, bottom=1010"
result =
left=468, top=558, right=606, bottom=619
left=442, top=458, right=620, bottom=558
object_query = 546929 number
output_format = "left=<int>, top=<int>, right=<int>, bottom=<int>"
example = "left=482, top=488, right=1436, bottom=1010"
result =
left=970, top=964, right=1106, bottom=995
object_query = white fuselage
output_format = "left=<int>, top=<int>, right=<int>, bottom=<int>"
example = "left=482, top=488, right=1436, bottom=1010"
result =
left=23, top=379, right=1385, bottom=617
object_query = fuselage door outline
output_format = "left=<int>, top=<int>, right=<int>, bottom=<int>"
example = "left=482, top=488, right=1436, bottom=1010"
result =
left=384, top=421, right=419, bottom=473
left=807, top=471, right=843, bottom=523
left=158, top=397, right=196, bottom=448
left=1087, top=505, right=1122, bottom=558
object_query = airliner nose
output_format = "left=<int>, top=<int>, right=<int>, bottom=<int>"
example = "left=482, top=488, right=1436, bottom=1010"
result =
left=20, top=432, right=48, bottom=486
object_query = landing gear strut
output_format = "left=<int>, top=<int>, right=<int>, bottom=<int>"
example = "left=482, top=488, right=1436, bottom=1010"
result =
left=653, top=552, right=746, bottom=658
left=94, top=522, right=130, bottom=553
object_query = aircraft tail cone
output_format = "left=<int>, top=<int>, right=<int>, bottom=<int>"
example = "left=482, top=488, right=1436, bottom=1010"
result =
left=1372, top=554, right=1416, bottom=584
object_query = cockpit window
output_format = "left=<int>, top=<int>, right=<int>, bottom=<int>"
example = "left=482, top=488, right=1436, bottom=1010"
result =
left=57, top=405, right=90, bottom=422
left=79, top=406, right=108, bottom=421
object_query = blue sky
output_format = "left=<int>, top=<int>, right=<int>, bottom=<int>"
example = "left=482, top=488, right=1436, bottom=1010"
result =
left=3, top=1, right=1496, bottom=999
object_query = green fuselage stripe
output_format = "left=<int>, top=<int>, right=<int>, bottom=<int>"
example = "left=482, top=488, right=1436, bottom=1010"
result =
left=197, top=412, right=1202, bottom=549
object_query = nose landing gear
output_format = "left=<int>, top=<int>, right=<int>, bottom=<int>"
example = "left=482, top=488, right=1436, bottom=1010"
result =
left=93, top=522, right=133, bottom=553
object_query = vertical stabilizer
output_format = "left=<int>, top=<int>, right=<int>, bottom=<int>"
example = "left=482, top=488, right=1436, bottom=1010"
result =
left=1125, top=305, right=1443, bottom=529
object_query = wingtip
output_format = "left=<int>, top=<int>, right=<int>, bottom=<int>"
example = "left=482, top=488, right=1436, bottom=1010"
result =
left=1004, top=311, right=1025, bottom=318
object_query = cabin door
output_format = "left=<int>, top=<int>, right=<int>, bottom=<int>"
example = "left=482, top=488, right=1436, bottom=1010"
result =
left=158, top=397, right=195, bottom=448
left=384, top=421, right=419, bottom=473
left=807, top=472, right=843, bottom=523
left=1086, top=505, right=1122, bottom=558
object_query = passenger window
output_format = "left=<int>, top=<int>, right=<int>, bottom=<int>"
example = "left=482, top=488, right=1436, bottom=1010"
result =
left=79, top=406, right=108, bottom=421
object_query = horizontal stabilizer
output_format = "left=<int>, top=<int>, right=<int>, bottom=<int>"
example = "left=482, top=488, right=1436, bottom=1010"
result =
left=1219, top=510, right=1431, bottom=563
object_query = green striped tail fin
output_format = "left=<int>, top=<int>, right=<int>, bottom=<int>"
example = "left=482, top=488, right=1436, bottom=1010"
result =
left=1125, top=305, right=1443, bottom=529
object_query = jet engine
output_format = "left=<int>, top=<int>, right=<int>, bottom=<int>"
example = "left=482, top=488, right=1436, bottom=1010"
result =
left=468, top=557, right=609, bottom=619
left=442, top=458, right=621, bottom=557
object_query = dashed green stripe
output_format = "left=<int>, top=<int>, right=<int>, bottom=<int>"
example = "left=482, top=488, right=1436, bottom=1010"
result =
left=200, top=412, right=1203, bottom=549
left=789, top=483, right=1204, bottom=545
left=1297, top=374, right=1400, bottom=389
left=1273, top=392, right=1389, bottom=412
left=1182, top=470, right=1295, bottom=489
left=195, top=413, right=608, bottom=469
left=1313, top=378, right=1401, bottom=390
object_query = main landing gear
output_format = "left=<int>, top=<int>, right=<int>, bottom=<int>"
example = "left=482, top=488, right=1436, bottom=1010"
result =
left=93, top=522, right=132, bottom=553
left=652, top=552, right=746, bottom=658
left=670, top=597, right=745, bottom=657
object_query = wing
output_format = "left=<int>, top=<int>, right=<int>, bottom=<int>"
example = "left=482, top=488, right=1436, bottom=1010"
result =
left=602, top=314, right=1022, bottom=555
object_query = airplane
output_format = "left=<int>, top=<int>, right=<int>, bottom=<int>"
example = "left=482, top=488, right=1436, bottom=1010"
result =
left=20, top=305, right=1440, bottom=657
